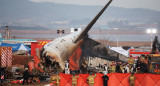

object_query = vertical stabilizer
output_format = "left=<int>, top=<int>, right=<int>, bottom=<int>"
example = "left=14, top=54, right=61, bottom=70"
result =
left=73, top=0, right=113, bottom=43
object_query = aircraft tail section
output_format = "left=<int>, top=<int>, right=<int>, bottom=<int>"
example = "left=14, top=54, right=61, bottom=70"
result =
left=73, top=0, right=113, bottom=43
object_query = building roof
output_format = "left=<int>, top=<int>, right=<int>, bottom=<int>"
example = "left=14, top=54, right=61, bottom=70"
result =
left=0, top=38, right=36, bottom=42
left=0, top=39, right=37, bottom=45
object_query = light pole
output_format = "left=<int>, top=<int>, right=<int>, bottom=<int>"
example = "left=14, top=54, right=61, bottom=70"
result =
left=57, top=29, right=64, bottom=36
left=146, top=28, right=157, bottom=49
left=114, top=28, right=118, bottom=47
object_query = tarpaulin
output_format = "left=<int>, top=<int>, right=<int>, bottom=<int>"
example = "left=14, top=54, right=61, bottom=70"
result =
left=77, top=74, right=89, bottom=86
left=108, top=73, right=129, bottom=86
left=135, top=73, right=160, bottom=86
left=59, top=73, right=72, bottom=86
left=94, top=73, right=104, bottom=86
left=58, top=73, right=160, bottom=86
left=69, top=46, right=82, bottom=70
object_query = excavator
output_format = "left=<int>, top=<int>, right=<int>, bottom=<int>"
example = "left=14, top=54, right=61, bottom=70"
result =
left=39, top=0, right=128, bottom=72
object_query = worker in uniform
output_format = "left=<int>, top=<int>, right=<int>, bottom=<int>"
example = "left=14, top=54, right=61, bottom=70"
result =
left=119, top=62, right=124, bottom=73
left=111, top=64, right=116, bottom=73
left=82, top=57, right=88, bottom=68
left=103, top=63, right=108, bottom=74
left=50, top=72, right=60, bottom=86
left=22, top=68, right=30, bottom=85
left=102, top=72, right=109, bottom=86
left=71, top=72, right=79, bottom=86
left=129, top=73, right=136, bottom=86
left=109, top=64, right=113, bottom=73
left=65, top=61, right=70, bottom=74
left=128, top=55, right=134, bottom=73
left=87, top=72, right=96, bottom=86
left=115, top=62, right=122, bottom=73
left=131, top=64, right=137, bottom=73
left=125, top=64, right=130, bottom=73
left=50, top=73, right=55, bottom=83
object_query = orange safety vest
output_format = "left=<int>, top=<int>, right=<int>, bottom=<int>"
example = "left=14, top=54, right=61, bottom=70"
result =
left=87, top=75, right=96, bottom=84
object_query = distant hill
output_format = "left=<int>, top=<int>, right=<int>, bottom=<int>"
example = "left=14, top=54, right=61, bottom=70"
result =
left=0, top=0, right=160, bottom=29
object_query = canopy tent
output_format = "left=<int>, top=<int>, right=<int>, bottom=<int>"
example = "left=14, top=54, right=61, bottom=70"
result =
left=0, top=42, right=31, bottom=52
left=109, top=47, right=129, bottom=57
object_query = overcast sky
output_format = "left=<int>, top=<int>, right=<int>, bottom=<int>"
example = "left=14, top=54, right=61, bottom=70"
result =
left=30, top=0, right=160, bottom=11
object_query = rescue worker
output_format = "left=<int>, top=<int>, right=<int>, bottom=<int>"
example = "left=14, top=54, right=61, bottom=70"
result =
left=128, top=55, right=134, bottom=73
left=136, top=60, right=141, bottom=73
left=129, top=73, right=136, bottom=86
left=65, top=61, right=70, bottom=74
left=112, top=61, right=116, bottom=65
left=102, top=72, right=109, bottom=86
left=49, top=73, right=55, bottom=83
left=71, top=72, right=79, bottom=86
left=120, top=62, right=124, bottom=73
left=22, top=68, right=30, bottom=85
left=103, top=63, right=108, bottom=74
left=131, top=64, right=137, bottom=73
left=125, top=64, right=130, bottom=73
left=111, top=64, right=116, bottom=73
left=82, top=57, right=88, bottom=68
left=87, top=72, right=96, bottom=86
left=108, top=64, right=113, bottom=73
left=50, top=72, right=60, bottom=86
left=115, top=62, right=122, bottom=73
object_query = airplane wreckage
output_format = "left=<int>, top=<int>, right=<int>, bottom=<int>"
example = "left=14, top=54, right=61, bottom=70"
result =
left=40, top=0, right=128, bottom=72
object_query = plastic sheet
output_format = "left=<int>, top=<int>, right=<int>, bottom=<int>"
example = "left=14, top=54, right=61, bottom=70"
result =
left=59, top=73, right=160, bottom=86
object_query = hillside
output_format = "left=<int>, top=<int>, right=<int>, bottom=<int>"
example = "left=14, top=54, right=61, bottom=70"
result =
left=0, top=0, right=160, bottom=29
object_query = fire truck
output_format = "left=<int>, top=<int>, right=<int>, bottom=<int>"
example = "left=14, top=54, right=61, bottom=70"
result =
left=129, top=48, right=160, bottom=74
left=148, top=54, right=160, bottom=74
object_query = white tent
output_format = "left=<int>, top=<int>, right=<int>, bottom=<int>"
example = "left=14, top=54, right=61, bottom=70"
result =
left=109, top=47, right=129, bottom=57
left=18, top=43, right=29, bottom=51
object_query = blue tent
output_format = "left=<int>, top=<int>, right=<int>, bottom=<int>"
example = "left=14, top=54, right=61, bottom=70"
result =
left=0, top=43, right=31, bottom=52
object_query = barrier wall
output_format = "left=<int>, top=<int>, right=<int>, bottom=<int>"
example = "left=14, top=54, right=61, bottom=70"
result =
left=59, top=73, right=160, bottom=86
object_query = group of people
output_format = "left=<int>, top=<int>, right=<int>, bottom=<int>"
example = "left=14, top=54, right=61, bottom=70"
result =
left=99, top=55, right=149, bottom=74
left=49, top=71, right=109, bottom=86
left=49, top=71, right=137, bottom=86
left=22, top=55, right=148, bottom=86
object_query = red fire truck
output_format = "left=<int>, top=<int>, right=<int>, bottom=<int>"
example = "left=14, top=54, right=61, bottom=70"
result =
left=130, top=48, right=160, bottom=74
